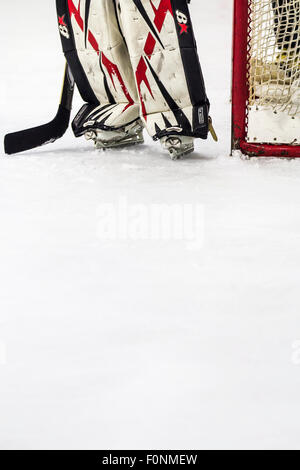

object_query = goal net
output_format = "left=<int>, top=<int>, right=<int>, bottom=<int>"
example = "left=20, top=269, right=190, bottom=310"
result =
left=232, top=0, right=300, bottom=155
left=249, top=0, right=300, bottom=113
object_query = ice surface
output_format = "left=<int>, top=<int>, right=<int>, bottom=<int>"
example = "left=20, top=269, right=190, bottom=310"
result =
left=1, top=0, right=300, bottom=450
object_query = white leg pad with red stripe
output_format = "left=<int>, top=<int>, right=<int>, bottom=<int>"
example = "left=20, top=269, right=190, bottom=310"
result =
left=57, top=0, right=210, bottom=140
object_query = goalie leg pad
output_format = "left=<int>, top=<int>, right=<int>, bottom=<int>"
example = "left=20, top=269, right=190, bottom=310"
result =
left=56, top=0, right=210, bottom=150
left=116, top=0, right=210, bottom=141
left=56, top=0, right=141, bottom=136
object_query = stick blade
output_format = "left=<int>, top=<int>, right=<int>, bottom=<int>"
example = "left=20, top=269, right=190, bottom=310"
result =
left=4, top=105, right=71, bottom=155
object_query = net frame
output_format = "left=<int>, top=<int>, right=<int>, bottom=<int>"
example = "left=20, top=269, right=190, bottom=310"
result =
left=232, top=0, right=300, bottom=157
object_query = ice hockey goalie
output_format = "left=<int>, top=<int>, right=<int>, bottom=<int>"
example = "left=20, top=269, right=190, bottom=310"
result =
left=56, top=0, right=213, bottom=159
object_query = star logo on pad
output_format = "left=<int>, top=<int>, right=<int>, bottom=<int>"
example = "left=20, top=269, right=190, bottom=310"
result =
left=179, top=23, right=188, bottom=34
left=58, top=15, right=67, bottom=27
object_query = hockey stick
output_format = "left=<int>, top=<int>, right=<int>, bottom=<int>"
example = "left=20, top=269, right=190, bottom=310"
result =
left=4, top=63, right=75, bottom=155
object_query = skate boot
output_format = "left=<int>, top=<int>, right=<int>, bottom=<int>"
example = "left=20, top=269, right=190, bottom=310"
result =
left=84, top=119, right=144, bottom=149
left=72, top=103, right=144, bottom=149
left=160, top=135, right=194, bottom=160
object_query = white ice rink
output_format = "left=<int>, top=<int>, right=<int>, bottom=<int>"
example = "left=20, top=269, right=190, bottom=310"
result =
left=1, top=0, right=300, bottom=450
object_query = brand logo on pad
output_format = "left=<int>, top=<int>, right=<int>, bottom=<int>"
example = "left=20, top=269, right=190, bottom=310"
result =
left=176, top=10, right=188, bottom=35
left=58, top=15, right=70, bottom=39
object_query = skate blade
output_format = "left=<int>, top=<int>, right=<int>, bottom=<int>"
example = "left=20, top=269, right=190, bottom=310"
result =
left=85, top=120, right=144, bottom=150
left=162, top=136, right=194, bottom=160
left=169, top=145, right=194, bottom=160
left=94, top=133, right=144, bottom=149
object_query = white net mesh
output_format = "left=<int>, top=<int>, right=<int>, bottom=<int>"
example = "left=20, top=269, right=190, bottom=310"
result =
left=249, top=0, right=300, bottom=115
